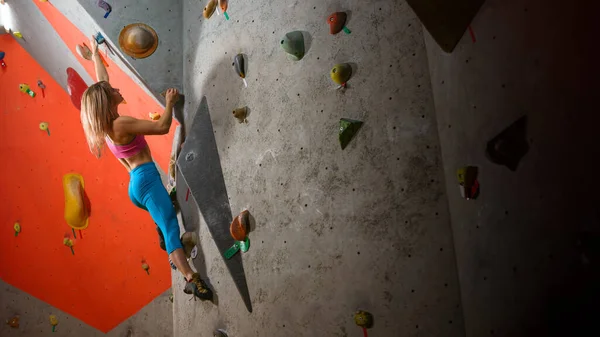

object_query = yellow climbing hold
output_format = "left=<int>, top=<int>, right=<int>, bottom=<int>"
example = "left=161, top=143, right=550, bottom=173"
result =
left=63, top=173, right=89, bottom=230
left=13, top=31, right=23, bottom=39
left=149, top=112, right=160, bottom=120
left=141, top=262, right=150, bottom=275
left=13, top=222, right=21, bottom=237
left=49, top=315, right=58, bottom=332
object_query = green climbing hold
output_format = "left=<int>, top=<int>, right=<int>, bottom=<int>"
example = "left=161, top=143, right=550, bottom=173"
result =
left=224, top=241, right=241, bottom=259
left=240, top=237, right=250, bottom=253
left=339, top=118, right=363, bottom=150
left=330, top=63, right=352, bottom=87
left=280, top=31, right=305, bottom=61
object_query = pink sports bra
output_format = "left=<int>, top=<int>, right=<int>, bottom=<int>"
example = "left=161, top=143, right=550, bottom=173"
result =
left=105, top=134, right=148, bottom=159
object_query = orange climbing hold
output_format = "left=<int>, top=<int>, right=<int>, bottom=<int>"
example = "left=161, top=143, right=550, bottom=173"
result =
left=230, top=210, right=249, bottom=241
left=63, top=173, right=90, bottom=230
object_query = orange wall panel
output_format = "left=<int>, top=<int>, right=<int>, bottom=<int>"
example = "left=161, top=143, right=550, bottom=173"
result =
left=0, top=34, right=171, bottom=333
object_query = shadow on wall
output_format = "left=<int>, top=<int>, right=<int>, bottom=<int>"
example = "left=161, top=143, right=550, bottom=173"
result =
left=176, top=56, right=252, bottom=312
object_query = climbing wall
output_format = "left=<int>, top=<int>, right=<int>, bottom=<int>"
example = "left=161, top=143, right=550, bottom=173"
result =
left=172, top=0, right=466, bottom=335
left=425, top=0, right=600, bottom=335
left=0, top=32, right=171, bottom=333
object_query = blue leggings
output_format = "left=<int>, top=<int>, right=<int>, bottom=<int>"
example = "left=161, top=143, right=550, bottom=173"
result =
left=128, top=162, right=182, bottom=254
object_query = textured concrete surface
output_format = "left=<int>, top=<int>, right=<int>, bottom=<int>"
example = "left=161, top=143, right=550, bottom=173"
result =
left=171, top=0, right=465, bottom=336
left=0, top=279, right=173, bottom=336
left=425, top=0, right=599, bottom=336
left=0, top=0, right=92, bottom=90
left=73, top=0, right=183, bottom=98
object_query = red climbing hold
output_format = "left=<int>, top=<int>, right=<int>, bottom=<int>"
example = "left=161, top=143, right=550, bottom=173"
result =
left=66, top=67, right=88, bottom=111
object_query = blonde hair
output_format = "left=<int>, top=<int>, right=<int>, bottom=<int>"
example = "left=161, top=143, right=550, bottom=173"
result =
left=80, top=81, right=119, bottom=158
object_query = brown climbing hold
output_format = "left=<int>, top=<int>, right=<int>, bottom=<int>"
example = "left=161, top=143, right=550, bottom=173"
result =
left=233, top=107, right=248, bottom=123
left=203, top=0, right=217, bottom=18
left=6, top=316, right=19, bottom=328
left=118, top=23, right=159, bottom=59
left=230, top=210, right=249, bottom=241
left=327, top=12, right=347, bottom=34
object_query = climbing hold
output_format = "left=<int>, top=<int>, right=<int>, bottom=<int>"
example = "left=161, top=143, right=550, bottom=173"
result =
left=63, top=237, right=75, bottom=255
left=233, top=53, right=245, bottom=78
left=76, top=44, right=92, bottom=60
left=219, top=0, right=229, bottom=20
left=39, top=122, right=50, bottom=136
left=13, top=31, right=23, bottom=39
left=486, top=115, right=529, bottom=171
left=327, top=12, right=351, bottom=34
left=13, top=222, right=20, bottom=237
left=230, top=210, right=249, bottom=241
left=232, top=107, right=248, bottom=123
left=280, top=31, right=305, bottom=61
left=169, top=294, right=173, bottom=303
left=67, top=68, right=88, bottom=111
left=37, top=80, right=46, bottom=98
left=354, top=310, right=373, bottom=336
left=240, top=237, right=250, bottom=253
left=19, top=84, right=35, bottom=98
left=203, top=0, right=217, bottom=18
left=6, top=316, right=19, bottom=328
left=149, top=112, right=160, bottom=120
left=49, top=315, right=58, bottom=332
left=457, top=166, right=479, bottom=200
left=141, top=261, right=150, bottom=275
left=0, top=51, right=6, bottom=67
left=354, top=310, right=373, bottom=328
left=233, top=54, right=247, bottom=87
left=63, top=173, right=90, bottom=231
left=97, top=0, right=112, bottom=18
left=181, top=232, right=198, bottom=259
left=339, top=118, right=362, bottom=150
left=330, top=63, right=352, bottom=88
left=94, top=32, right=105, bottom=44
left=224, top=241, right=241, bottom=259
left=118, top=23, right=159, bottom=59
left=214, top=329, right=229, bottom=337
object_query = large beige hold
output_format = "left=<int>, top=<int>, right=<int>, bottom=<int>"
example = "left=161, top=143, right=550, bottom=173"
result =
left=118, top=23, right=159, bottom=59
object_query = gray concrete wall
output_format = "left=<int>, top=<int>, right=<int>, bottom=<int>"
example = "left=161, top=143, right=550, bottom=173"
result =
left=172, top=0, right=465, bottom=336
left=0, top=279, right=173, bottom=336
left=0, top=0, right=93, bottom=90
left=425, top=0, right=599, bottom=335
left=70, top=0, right=184, bottom=100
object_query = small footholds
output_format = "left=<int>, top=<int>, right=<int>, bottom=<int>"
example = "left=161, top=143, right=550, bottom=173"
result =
left=49, top=315, right=58, bottom=332
left=13, top=222, right=21, bottom=236
left=63, top=236, right=75, bottom=255
left=327, top=12, right=351, bottom=34
left=19, top=83, right=36, bottom=98
left=330, top=63, right=352, bottom=88
left=354, top=310, right=374, bottom=329
left=6, top=316, right=19, bottom=328
left=141, top=261, right=150, bottom=275
left=149, top=112, right=160, bottom=120
left=339, top=118, right=363, bottom=150
left=233, top=107, right=248, bottom=123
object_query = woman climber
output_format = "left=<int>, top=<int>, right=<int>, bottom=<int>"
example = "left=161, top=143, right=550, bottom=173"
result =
left=79, top=36, right=212, bottom=301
